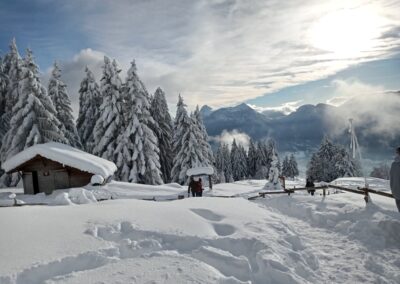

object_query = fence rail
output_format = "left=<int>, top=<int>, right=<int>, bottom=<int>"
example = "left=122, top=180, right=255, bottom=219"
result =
left=251, top=184, right=394, bottom=203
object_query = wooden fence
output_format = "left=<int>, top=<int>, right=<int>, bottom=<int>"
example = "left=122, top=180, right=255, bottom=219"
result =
left=250, top=184, right=394, bottom=203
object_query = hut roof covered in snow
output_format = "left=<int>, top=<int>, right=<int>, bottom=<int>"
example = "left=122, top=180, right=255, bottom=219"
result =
left=2, top=142, right=117, bottom=178
left=186, top=166, right=214, bottom=176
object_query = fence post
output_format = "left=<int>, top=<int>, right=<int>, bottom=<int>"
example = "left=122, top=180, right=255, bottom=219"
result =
left=323, top=187, right=326, bottom=196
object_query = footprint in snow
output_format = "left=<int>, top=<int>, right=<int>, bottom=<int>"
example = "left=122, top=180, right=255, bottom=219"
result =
left=190, top=208, right=225, bottom=222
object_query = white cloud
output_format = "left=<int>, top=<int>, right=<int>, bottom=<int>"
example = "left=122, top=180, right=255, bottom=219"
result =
left=324, top=79, right=400, bottom=138
left=211, top=129, right=250, bottom=150
left=58, top=0, right=400, bottom=109
left=248, top=100, right=302, bottom=115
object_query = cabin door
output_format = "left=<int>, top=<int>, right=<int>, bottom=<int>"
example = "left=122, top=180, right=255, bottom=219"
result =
left=32, top=171, right=39, bottom=194
left=54, top=170, right=70, bottom=189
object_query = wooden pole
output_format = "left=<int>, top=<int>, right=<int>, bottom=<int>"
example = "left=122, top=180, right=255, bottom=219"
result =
left=209, top=175, right=213, bottom=190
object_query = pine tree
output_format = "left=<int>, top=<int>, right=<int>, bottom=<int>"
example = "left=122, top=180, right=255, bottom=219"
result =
left=171, top=97, right=206, bottom=184
left=150, top=87, right=173, bottom=182
left=222, top=143, right=233, bottom=182
left=247, top=139, right=257, bottom=178
left=0, top=49, right=66, bottom=185
left=254, top=141, right=268, bottom=179
left=306, top=137, right=361, bottom=182
left=193, top=105, right=217, bottom=184
left=77, top=66, right=102, bottom=153
left=0, top=57, right=9, bottom=143
left=215, top=143, right=226, bottom=183
left=115, top=61, right=163, bottom=184
left=193, top=106, right=215, bottom=166
left=1, top=39, right=22, bottom=145
left=231, top=139, right=247, bottom=181
left=281, top=155, right=290, bottom=177
left=2, top=39, right=22, bottom=112
left=289, top=154, right=299, bottom=177
left=93, top=56, right=124, bottom=161
left=268, top=150, right=280, bottom=185
left=172, top=95, right=188, bottom=159
left=238, top=144, right=249, bottom=178
left=48, top=62, right=81, bottom=148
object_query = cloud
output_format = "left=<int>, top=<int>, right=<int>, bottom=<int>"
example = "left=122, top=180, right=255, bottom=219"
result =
left=324, top=79, right=400, bottom=138
left=211, top=129, right=250, bottom=150
left=248, top=100, right=302, bottom=115
left=42, top=48, right=106, bottom=116
left=54, top=0, right=400, bottom=109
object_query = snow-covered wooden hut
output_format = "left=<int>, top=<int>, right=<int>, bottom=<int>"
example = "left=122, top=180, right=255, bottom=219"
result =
left=2, top=142, right=117, bottom=195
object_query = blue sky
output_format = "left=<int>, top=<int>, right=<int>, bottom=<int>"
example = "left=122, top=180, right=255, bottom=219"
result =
left=1, top=0, right=400, bottom=113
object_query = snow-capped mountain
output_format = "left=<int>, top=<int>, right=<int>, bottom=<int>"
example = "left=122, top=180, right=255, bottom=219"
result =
left=202, top=102, right=399, bottom=159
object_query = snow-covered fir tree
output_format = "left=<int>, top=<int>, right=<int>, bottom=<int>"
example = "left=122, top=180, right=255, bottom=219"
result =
left=306, top=137, right=361, bottom=182
left=93, top=56, right=124, bottom=161
left=265, top=139, right=277, bottom=169
left=114, top=61, right=163, bottom=184
left=281, top=156, right=290, bottom=177
left=2, top=39, right=22, bottom=112
left=289, top=154, right=299, bottom=177
left=247, top=139, right=257, bottom=178
left=215, top=142, right=235, bottom=183
left=334, top=146, right=362, bottom=178
left=282, top=154, right=299, bottom=178
left=268, top=151, right=280, bottom=185
left=193, top=106, right=215, bottom=165
left=171, top=96, right=206, bottom=184
left=230, top=139, right=248, bottom=181
left=222, top=143, right=233, bottom=182
left=193, top=105, right=217, bottom=182
left=0, top=49, right=66, bottom=186
left=215, top=143, right=226, bottom=183
left=263, top=148, right=282, bottom=190
left=76, top=66, right=102, bottom=153
left=150, top=87, right=173, bottom=183
left=254, top=141, right=269, bottom=179
left=171, top=95, right=190, bottom=184
left=0, top=39, right=22, bottom=144
left=48, top=62, right=81, bottom=148
left=239, top=144, right=249, bottom=178
left=0, top=57, right=9, bottom=143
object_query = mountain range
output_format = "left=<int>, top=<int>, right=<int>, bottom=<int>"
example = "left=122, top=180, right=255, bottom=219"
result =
left=201, top=98, right=399, bottom=161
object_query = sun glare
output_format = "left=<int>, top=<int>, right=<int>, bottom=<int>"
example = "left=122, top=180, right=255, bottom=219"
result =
left=309, top=7, right=383, bottom=58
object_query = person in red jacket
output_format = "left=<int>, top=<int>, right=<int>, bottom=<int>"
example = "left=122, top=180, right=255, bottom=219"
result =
left=196, top=178, right=203, bottom=197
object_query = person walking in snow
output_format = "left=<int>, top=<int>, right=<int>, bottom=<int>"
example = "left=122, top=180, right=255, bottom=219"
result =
left=390, top=146, right=400, bottom=212
left=306, top=178, right=315, bottom=196
left=188, top=177, right=196, bottom=197
left=196, top=178, right=203, bottom=197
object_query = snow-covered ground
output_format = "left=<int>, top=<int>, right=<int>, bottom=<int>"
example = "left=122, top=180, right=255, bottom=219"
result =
left=0, top=178, right=399, bottom=284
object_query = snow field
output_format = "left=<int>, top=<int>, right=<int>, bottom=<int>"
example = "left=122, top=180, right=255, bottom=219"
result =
left=0, top=197, right=330, bottom=283
left=0, top=177, right=399, bottom=283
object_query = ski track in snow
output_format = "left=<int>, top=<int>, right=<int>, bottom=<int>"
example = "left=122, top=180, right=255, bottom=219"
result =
left=256, top=196, right=400, bottom=284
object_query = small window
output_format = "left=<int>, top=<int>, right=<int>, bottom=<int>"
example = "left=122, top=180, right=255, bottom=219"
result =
left=43, top=171, right=50, bottom=176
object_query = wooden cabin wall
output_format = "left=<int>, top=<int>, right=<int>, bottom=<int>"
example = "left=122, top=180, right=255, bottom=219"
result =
left=18, top=156, right=92, bottom=194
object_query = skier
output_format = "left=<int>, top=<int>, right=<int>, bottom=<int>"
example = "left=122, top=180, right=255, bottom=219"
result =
left=188, top=177, right=196, bottom=197
left=390, top=146, right=400, bottom=212
left=306, top=177, right=315, bottom=196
